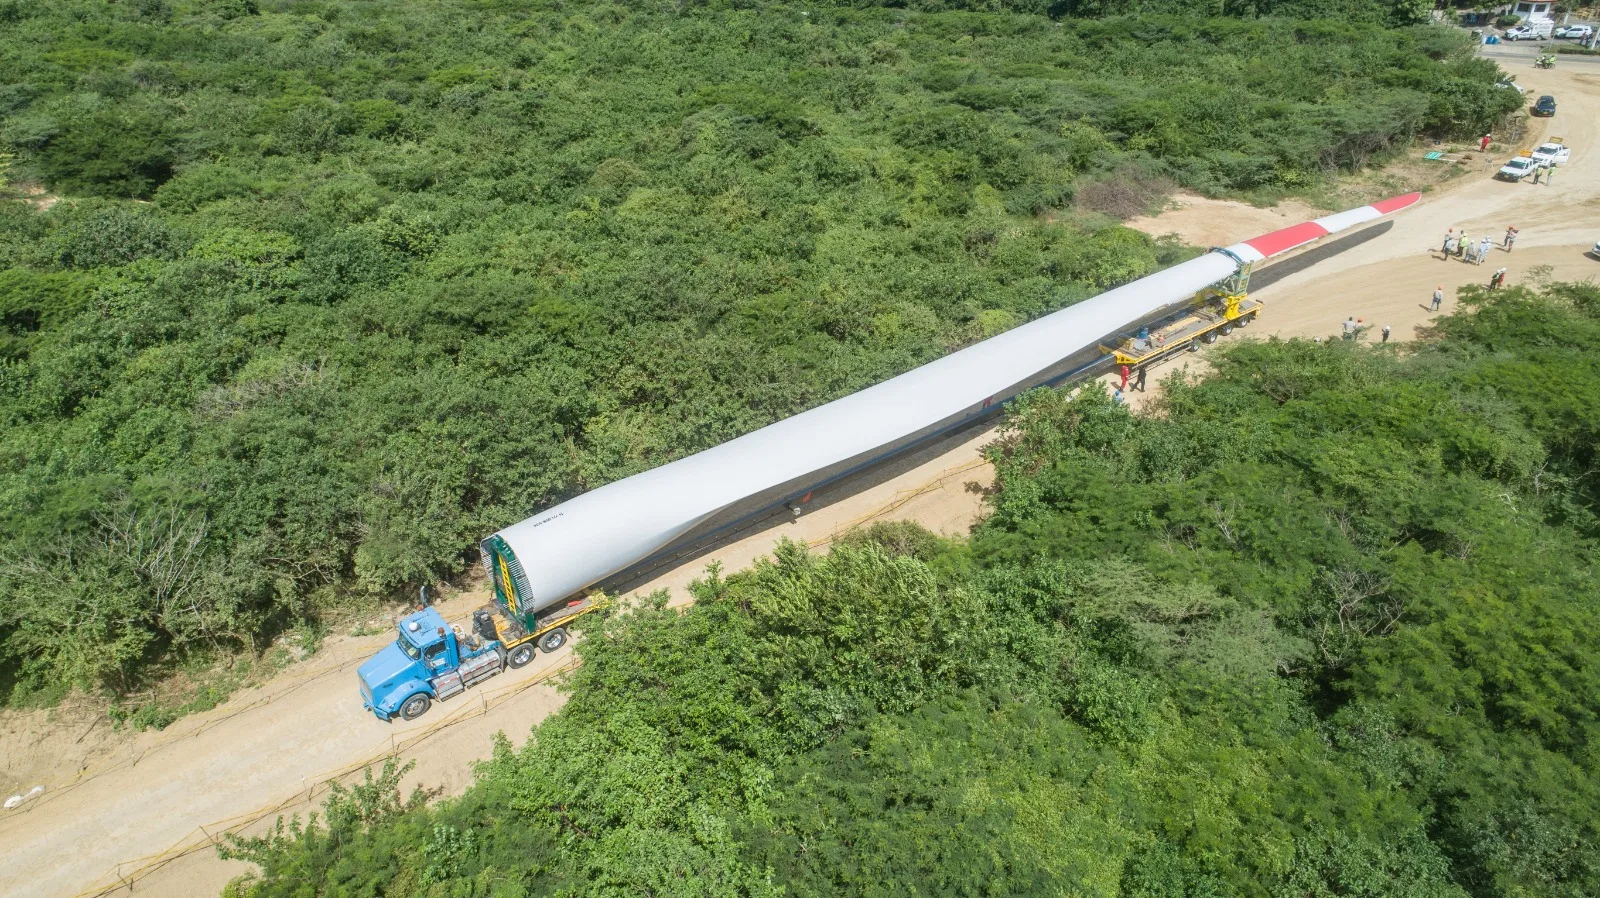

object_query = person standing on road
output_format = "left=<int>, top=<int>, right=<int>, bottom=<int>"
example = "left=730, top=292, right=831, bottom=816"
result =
left=1443, top=228, right=1455, bottom=255
left=1457, top=233, right=1469, bottom=259
left=1492, top=268, right=1507, bottom=289
left=1112, top=387, right=1126, bottom=406
left=1119, top=363, right=1130, bottom=391
left=1432, top=286, right=1444, bottom=312
left=1504, top=226, right=1517, bottom=251
left=1342, top=316, right=1358, bottom=341
left=1478, top=235, right=1492, bottom=264
left=1381, top=324, right=1391, bottom=344
left=1545, top=166, right=1555, bottom=187
left=1480, top=134, right=1492, bottom=152
left=1135, top=367, right=1148, bottom=392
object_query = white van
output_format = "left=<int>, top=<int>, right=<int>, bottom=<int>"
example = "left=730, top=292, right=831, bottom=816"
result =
left=1506, top=21, right=1554, bottom=39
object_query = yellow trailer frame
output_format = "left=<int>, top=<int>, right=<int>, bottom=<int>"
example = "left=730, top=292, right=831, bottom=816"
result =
left=1102, top=288, right=1261, bottom=369
left=487, top=591, right=608, bottom=655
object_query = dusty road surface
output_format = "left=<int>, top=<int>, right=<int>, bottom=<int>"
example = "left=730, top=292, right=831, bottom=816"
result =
left=2, top=58, right=1598, bottom=898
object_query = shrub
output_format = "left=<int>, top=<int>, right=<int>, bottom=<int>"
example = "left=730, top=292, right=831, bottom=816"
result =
left=37, top=107, right=175, bottom=198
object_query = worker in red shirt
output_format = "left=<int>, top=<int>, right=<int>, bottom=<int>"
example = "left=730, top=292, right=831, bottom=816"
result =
left=1118, top=364, right=1130, bottom=391
left=1480, top=134, right=1491, bottom=152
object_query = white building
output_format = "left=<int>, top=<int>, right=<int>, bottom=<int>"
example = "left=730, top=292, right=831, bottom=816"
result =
left=1513, top=1, right=1553, bottom=23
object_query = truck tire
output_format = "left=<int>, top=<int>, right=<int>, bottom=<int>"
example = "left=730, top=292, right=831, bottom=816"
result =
left=1203, top=330, right=1219, bottom=344
left=399, top=693, right=431, bottom=721
left=506, top=643, right=535, bottom=669
left=1219, top=323, right=1234, bottom=336
left=539, top=628, right=568, bottom=653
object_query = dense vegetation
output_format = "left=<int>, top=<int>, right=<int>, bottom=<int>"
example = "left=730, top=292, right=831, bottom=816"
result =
left=224, top=281, right=1600, bottom=897
left=0, top=0, right=1518, bottom=699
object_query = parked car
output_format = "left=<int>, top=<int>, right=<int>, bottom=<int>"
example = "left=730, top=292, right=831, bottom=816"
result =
left=1531, top=140, right=1570, bottom=167
left=1533, top=95, right=1557, bottom=116
left=1555, top=24, right=1594, bottom=39
left=1498, top=154, right=1540, bottom=181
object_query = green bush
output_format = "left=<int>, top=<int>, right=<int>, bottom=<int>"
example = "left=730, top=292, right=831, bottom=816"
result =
left=37, top=106, right=175, bottom=198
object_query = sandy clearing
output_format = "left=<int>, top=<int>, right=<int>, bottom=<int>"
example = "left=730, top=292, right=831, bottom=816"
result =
left=1124, top=194, right=1328, bottom=249
left=3, top=53, right=1597, bottom=898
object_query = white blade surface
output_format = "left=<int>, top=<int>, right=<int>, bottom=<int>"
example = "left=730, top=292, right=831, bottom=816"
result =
left=495, top=192, right=1420, bottom=609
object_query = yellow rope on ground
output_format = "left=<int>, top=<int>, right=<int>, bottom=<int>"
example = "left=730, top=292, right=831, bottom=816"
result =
left=13, top=608, right=492, bottom=818
left=807, top=456, right=990, bottom=549
left=66, top=656, right=580, bottom=898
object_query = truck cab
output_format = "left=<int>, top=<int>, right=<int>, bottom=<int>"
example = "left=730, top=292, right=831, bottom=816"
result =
left=358, top=607, right=510, bottom=721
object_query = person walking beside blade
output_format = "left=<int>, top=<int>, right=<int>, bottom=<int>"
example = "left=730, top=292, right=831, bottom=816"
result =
left=1119, top=363, right=1130, bottom=391
left=1381, top=324, right=1391, bottom=344
left=1431, top=286, right=1443, bottom=312
left=1135, top=366, right=1147, bottom=392
left=1443, top=228, right=1455, bottom=255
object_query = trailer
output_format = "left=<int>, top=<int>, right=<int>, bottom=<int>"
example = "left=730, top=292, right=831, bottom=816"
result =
left=1102, top=260, right=1261, bottom=371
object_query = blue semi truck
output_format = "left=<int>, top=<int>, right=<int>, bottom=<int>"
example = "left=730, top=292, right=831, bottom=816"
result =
left=358, top=594, right=601, bottom=721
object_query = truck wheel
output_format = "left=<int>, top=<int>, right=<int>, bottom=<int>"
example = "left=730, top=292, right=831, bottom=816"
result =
left=1219, top=323, right=1234, bottom=336
left=1203, top=331, right=1219, bottom=344
left=506, top=644, right=535, bottom=669
left=539, top=628, right=568, bottom=653
left=399, top=693, right=431, bottom=721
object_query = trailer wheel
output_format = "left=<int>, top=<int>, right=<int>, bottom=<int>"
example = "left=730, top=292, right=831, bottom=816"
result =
left=1187, top=341, right=1201, bottom=352
left=1236, top=314, right=1251, bottom=327
left=506, top=644, right=535, bottom=669
left=399, top=693, right=431, bottom=721
left=539, top=628, right=569, bottom=653
left=1219, top=323, right=1234, bottom=336
left=1203, top=331, right=1219, bottom=344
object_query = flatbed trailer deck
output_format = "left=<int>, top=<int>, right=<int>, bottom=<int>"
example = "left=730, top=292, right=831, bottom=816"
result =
left=1102, top=289, right=1262, bottom=370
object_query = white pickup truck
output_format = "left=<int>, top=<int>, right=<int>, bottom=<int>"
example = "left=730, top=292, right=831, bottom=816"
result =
left=1531, top=139, right=1570, bottom=168
left=1498, top=153, right=1541, bottom=181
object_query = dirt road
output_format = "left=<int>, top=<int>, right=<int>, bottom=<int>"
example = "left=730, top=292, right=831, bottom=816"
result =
left=2, top=59, right=1596, bottom=898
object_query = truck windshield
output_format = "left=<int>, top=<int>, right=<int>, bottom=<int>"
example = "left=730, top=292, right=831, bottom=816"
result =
left=397, top=636, right=420, bottom=661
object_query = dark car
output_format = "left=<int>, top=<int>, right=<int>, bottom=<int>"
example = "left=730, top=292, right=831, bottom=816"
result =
left=1533, top=95, right=1557, bottom=117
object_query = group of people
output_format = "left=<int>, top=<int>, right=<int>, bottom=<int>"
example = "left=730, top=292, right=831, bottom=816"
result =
left=1338, top=317, right=1392, bottom=343
left=1441, top=226, right=1518, bottom=264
